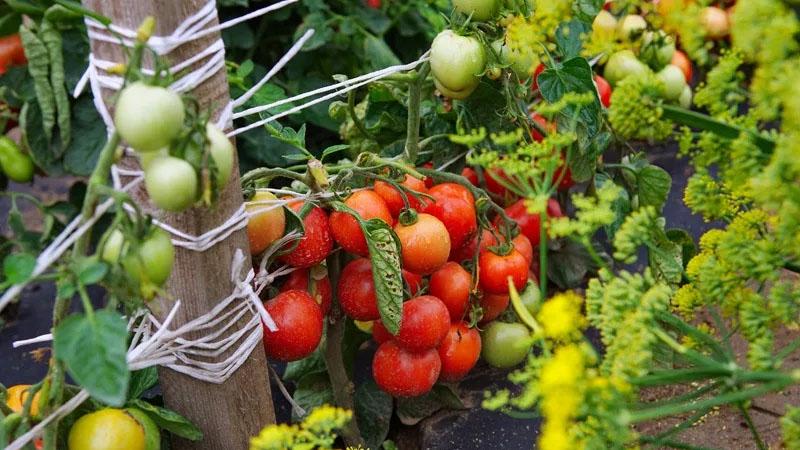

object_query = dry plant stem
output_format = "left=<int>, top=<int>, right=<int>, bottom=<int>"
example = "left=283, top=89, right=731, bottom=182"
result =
left=323, top=252, right=365, bottom=448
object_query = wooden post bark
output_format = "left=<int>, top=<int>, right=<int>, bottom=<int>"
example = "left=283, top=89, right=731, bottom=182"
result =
left=82, top=1, right=276, bottom=449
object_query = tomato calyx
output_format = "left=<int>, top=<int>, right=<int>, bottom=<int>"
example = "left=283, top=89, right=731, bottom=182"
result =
left=397, top=208, right=419, bottom=226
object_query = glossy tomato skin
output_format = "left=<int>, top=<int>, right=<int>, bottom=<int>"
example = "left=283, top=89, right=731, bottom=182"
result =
left=460, top=167, right=479, bottom=185
left=403, top=269, right=423, bottom=296
left=421, top=183, right=477, bottom=249
left=280, top=268, right=332, bottom=315
left=478, top=292, right=510, bottom=323
left=553, top=163, right=575, bottom=191
left=144, top=156, right=197, bottom=212
left=429, top=262, right=472, bottom=321
left=279, top=204, right=333, bottom=268
left=374, top=174, right=427, bottom=217
left=330, top=190, right=393, bottom=257
left=450, top=228, right=497, bottom=263
left=372, top=320, right=393, bottom=344
left=478, top=248, right=528, bottom=295
left=373, top=341, right=441, bottom=397
left=338, top=258, right=380, bottom=320
left=481, top=321, right=531, bottom=368
left=395, top=295, right=451, bottom=352
left=594, top=74, right=612, bottom=108
left=262, top=290, right=323, bottom=362
left=530, top=112, right=555, bottom=142
left=67, top=408, right=156, bottom=450
left=511, top=233, right=533, bottom=266
left=246, top=191, right=286, bottom=255
left=503, top=198, right=563, bottom=246
left=438, top=322, right=481, bottom=381
left=395, top=213, right=451, bottom=275
left=114, top=82, right=185, bottom=153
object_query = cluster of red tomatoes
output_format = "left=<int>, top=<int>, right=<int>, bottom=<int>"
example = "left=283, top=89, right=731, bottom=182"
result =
left=250, top=158, right=566, bottom=396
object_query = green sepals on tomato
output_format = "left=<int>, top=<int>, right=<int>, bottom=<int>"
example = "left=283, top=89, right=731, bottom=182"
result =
left=262, top=289, right=323, bottom=362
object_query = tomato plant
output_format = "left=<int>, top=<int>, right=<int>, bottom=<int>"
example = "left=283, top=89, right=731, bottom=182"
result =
left=372, top=341, right=440, bottom=398
left=393, top=295, right=450, bottom=352
left=279, top=203, right=333, bottom=268
left=262, top=289, right=324, bottom=362
left=429, top=261, right=472, bottom=321
left=437, top=322, right=481, bottom=382
left=394, top=212, right=451, bottom=275
left=329, top=190, right=393, bottom=257
left=480, top=322, right=530, bottom=369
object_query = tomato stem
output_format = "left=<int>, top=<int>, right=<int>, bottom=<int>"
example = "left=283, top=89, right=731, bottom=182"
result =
left=403, top=62, right=429, bottom=164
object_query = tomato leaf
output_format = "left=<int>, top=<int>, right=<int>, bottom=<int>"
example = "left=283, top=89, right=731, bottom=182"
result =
left=363, top=34, right=401, bottom=71
left=572, top=0, right=604, bottom=23
left=547, top=239, right=597, bottom=289
left=53, top=310, right=130, bottom=406
left=538, top=57, right=601, bottom=136
left=3, top=253, right=35, bottom=285
left=637, top=165, right=672, bottom=211
left=127, top=367, right=158, bottom=400
left=355, top=381, right=392, bottom=450
left=666, top=228, right=698, bottom=268
left=291, top=373, right=334, bottom=422
left=396, top=384, right=464, bottom=426
left=555, top=20, right=590, bottom=60
left=284, top=346, right=326, bottom=382
left=360, top=218, right=404, bottom=335
left=74, top=257, right=108, bottom=285
left=127, top=399, right=203, bottom=441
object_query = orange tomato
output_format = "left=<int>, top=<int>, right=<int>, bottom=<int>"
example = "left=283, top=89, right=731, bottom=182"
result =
left=246, top=191, right=286, bottom=255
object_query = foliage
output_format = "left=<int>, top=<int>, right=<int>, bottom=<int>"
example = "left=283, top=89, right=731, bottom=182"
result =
left=249, top=405, right=352, bottom=450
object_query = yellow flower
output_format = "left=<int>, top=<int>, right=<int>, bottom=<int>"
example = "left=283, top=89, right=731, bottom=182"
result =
left=302, top=405, right=352, bottom=433
left=540, top=344, right=585, bottom=391
left=539, top=418, right=577, bottom=450
left=538, top=291, right=586, bottom=341
left=250, top=424, right=299, bottom=450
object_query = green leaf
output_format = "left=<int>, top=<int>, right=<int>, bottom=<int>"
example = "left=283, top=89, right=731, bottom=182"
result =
left=649, top=230, right=684, bottom=286
left=321, top=144, right=349, bottom=161
left=596, top=174, right=631, bottom=239
left=3, top=253, right=35, bottom=284
left=291, top=373, right=334, bottom=422
left=128, top=367, right=158, bottom=400
left=75, top=257, right=108, bottom=285
left=555, top=20, right=590, bottom=60
left=127, top=399, right=203, bottom=441
left=62, top=95, right=107, bottom=175
left=396, top=385, right=464, bottom=426
left=360, top=218, right=404, bottom=334
left=547, top=239, right=595, bottom=289
left=666, top=228, right=697, bottom=268
left=363, top=35, right=401, bottom=71
left=637, top=165, right=672, bottom=211
left=355, top=381, right=393, bottom=450
left=284, top=346, right=326, bottom=382
left=573, top=0, right=604, bottom=23
left=53, top=310, right=130, bottom=406
left=538, top=57, right=601, bottom=136
left=40, top=20, right=71, bottom=150
left=19, top=25, right=55, bottom=147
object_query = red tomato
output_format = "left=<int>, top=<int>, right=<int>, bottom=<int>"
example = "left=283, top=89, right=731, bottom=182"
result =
left=280, top=268, right=332, bottom=315
left=553, top=162, right=575, bottom=191
left=671, top=50, right=693, bottom=83
left=374, top=174, right=428, bottom=217
left=403, top=269, right=423, bottom=295
left=395, top=295, right=451, bottom=352
left=422, top=162, right=435, bottom=188
left=366, top=0, right=381, bottom=8
left=279, top=204, right=333, bottom=268
left=484, top=168, right=513, bottom=200
left=461, top=167, right=479, bottom=185
left=262, top=290, right=323, bottom=361
left=438, top=322, right=481, bottom=381
left=395, top=213, right=451, bottom=275
left=421, top=183, right=477, bottom=249
left=502, top=198, right=563, bottom=246
left=0, top=34, right=26, bottom=74
left=531, top=63, right=545, bottom=91
left=330, top=190, right=393, bottom=257
left=510, top=233, right=533, bottom=266
left=450, top=228, right=497, bottom=262
left=373, top=341, right=441, bottom=397
left=429, top=262, right=473, bottom=321
left=478, top=248, right=528, bottom=294
left=372, top=320, right=393, bottom=344
left=594, top=74, right=612, bottom=108
left=338, top=258, right=380, bottom=320
left=530, top=112, right=556, bottom=142
left=478, top=292, right=510, bottom=323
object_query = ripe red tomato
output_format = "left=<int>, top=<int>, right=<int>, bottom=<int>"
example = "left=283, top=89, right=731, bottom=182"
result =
left=502, top=198, right=563, bottom=246
left=671, top=50, right=693, bottom=83
left=403, top=269, right=423, bottom=295
left=510, top=233, right=533, bottom=266
left=280, top=268, right=332, bottom=315
left=262, top=290, right=323, bottom=361
left=338, top=258, right=380, bottom=320
left=484, top=168, right=513, bottom=200
left=374, top=174, right=428, bottom=217
left=366, top=0, right=381, bottom=8
left=478, top=248, right=528, bottom=294
left=395, top=213, right=451, bottom=275
left=530, top=112, right=556, bottom=142
left=531, top=63, right=545, bottom=91
left=461, top=167, right=479, bottom=185
left=0, top=34, right=26, bottom=74
left=450, top=228, right=497, bottom=262
left=422, top=162, right=435, bottom=188
left=594, top=74, right=612, bottom=108
left=553, top=161, right=575, bottom=191
left=372, top=320, right=393, bottom=344
left=429, top=262, right=472, bottom=321
left=478, top=292, right=510, bottom=323
left=373, top=341, right=441, bottom=397
left=330, top=190, right=393, bottom=257
left=421, top=183, right=477, bottom=249
left=438, top=322, right=481, bottom=381
left=395, top=295, right=451, bottom=352
left=279, top=203, right=333, bottom=268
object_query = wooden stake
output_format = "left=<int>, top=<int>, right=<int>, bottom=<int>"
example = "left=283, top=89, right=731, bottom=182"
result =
left=82, top=1, right=276, bottom=448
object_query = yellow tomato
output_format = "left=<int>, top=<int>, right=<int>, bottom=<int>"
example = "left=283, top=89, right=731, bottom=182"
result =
left=246, top=191, right=287, bottom=255
left=68, top=408, right=159, bottom=450
left=5, top=384, right=42, bottom=417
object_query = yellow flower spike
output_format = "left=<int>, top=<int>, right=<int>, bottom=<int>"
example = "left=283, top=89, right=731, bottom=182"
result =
left=537, top=291, right=586, bottom=341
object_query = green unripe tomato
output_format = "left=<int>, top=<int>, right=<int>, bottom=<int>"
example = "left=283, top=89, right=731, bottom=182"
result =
left=68, top=408, right=159, bottom=450
left=434, top=77, right=479, bottom=100
left=138, top=148, right=168, bottom=171
left=101, top=229, right=127, bottom=264
left=144, top=156, right=198, bottom=212
left=0, top=136, right=34, bottom=183
left=491, top=40, right=537, bottom=78
left=114, top=82, right=185, bottom=153
left=430, top=30, right=487, bottom=94
left=617, top=14, right=647, bottom=41
left=604, top=50, right=650, bottom=86
left=640, top=31, right=675, bottom=70
left=657, top=64, right=688, bottom=101
left=679, top=84, right=693, bottom=109
left=481, top=321, right=531, bottom=368
left=592, top=10, right=618, bottom=41
left=136, top=228, right=174, bottom=286
left=452, top=0, right=498, bottom=21
left=206, top=123, right=234, bottom=189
